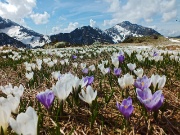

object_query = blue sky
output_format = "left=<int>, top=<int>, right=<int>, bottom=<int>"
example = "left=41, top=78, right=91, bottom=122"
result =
left=0, top=0, right=180, bottom=36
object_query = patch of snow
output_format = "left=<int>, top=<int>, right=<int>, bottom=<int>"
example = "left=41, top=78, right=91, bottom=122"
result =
left=0, top=26, right=49, bottom=48
left=169, top=38, right=180, bottom=43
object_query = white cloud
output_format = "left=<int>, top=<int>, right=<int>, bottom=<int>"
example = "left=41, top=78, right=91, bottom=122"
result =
left=51, top=22, right=79, bottom=34
left=90, top=19, right=96, bottom=27
left=162, top=10, right=177, bottom=22
left=0, top=0, right=50, bottom=26
left=103, top=0, right=178, bottom=26
left=105, top=0, right=120, bottom=12
left=51, top=26, right=61, bottom=34
left=59, top=16, right=66, bottom=21
left=0, top=0, right=36, bottom=25
left=148, top=25, right=157, bottom=30
left=145, top=18, right=153, bottom=23
left=30, top=12, right=50, bottom=25
left=63, top=22, right=79, bottom=33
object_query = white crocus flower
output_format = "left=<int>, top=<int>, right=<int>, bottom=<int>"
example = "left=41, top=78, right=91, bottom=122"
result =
left=71, top=76, right=81, bottom=90
left=25, top=72, right=34, bottom=80
left=111, top=56, right=119, bottom=68
left=36, top=59, right=42, bottom=66
left=43, top=58, right=51, bottom=63
left=118, top=77, right=126, bottom=89
left=101, top=60, right=108, bottom=65
left=151, top=74, right=160, bottom=88
left=98, top=63, right=104, bottom=71
left=37, top=65, right=42, bottom=70
left=9, top=106, right=38, bottom=135
left=136, top=54, right=144, bottom=61
left=118, top=73, right=134, bottom=89
left=64, top=59, right=69, bottom=65
left=79, top=86, right=97, bottom=105
left=89, top=64, right=95, bottom=71
left=24, top=62, right=32, bottom=71
left=53, top=82, right=72, bottom=101
left=0, top=83, right=13, bottom=95
left=0, top=84, right=24, bottom=97
left=127, top=63, right=136, bottom=71
left=134, top=68, right=143, bottom=77
left=60, top=60, right=65, bottom=65
left=151, top=74, right=166, bottom=89
left=47, top=61, right=54, bottom=68
left=125, top=49, right=132, bottom=57
left=72, top=62, right=78, bottom=68
left=80, top=56, right=83, bottom=59
left=80, top=63, right=86, bottom=69
left=53, top=59, right=58, bottom=64
left=51, top=71, right=61, bottom=80
left=158, top=75, right=166, bottom=89
left=175, top=56, right=179, bottom=62
left=7, top=95, right=20, bottom=114
left=52, top=73, right=75, bottom=101
left=31, top=63, right=36, bottom=70
left=169, top=55, right=175, bottom=60
left=13, top=84, right=24, bottom=97
left=0, top=106, right=11, bottom=135
left=100, top=67, right=110, bottom=75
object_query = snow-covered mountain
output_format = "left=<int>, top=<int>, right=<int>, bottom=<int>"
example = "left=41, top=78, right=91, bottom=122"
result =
left=0, top=16, right=50, bottom=48
left=0, top=33, right=27, bottom=48
left=0, top=16, right=161, bottom=48
left=50, top=22, right=161, bottom=45
left=50, top=26, right=114, bottom=45
left=105, top=21, right=161, bottom=43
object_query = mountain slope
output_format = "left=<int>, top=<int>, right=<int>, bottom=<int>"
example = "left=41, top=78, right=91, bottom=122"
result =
left=50, top=26, right=114, bottom=45
left=105, top=21, right=161, bottom=43
left=0, top=16, right=50, bottom=48
left=0, top=33, right=27, bottom=48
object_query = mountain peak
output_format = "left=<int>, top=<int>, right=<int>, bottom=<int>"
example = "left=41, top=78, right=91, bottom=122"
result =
left=120, top=21, right=132, bottom=25
left=105, top=21, right=161, bottom=43
left=51, top=25, right=114, bottom=45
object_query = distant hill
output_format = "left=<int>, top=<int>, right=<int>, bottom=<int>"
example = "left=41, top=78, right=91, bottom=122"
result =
left=122, top=35, right=168, bottom=44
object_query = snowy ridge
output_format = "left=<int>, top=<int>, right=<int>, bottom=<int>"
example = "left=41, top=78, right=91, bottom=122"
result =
left=106, top=24, right=143, bottom=43
left=105, top=21, right=160, bottom=43
left=0, top=16, right=50, bottom=48
left=0, top=26, right=49, bottom=48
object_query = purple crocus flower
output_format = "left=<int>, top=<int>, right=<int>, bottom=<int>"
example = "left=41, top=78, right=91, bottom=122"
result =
left=114, top=68, right=122, bottom=76
left=82, top=68, right=88, bottom=74
left=134, top=75, right=151, bottom=90
left=72, top=55, right=77, bottom=59
left=116, top=97, right=134, bottom=119
left=118, top=52, right=125, bottom=63
left=36, top=89, right=55, bottom=110
left=83, top=76, right=94, bottom=86
left=106, top=67, right=111, bottom=74
left=136, top=88, right=164, bottom=111
left=153, top=52, right=158, bottom=56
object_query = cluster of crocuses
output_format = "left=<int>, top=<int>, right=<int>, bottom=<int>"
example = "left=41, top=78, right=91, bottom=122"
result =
left=1, top=45, right=179, bottom=134
left=116, top=72, right=166, bottom=119
left=0, top=83, right=39, bottom=135
left=0, top=83, right=38, bottom=135
left=36, top=72, right=97, bottom=111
